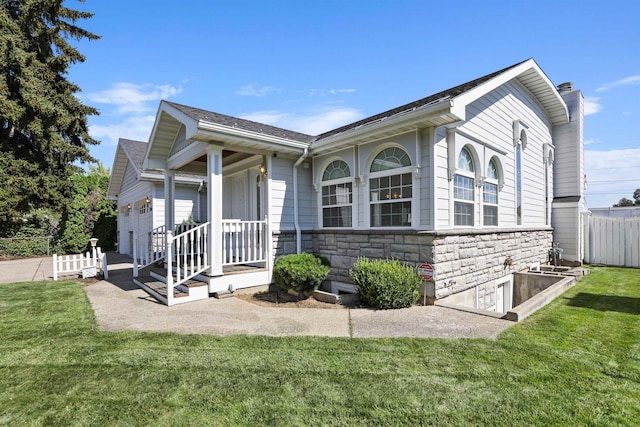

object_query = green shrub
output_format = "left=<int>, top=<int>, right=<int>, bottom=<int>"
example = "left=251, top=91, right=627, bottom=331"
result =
left=273, top=253, right=330, bottom=294
left=349, top=257, right=421, bottom=309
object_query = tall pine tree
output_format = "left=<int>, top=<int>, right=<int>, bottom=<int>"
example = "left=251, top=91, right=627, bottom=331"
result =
left=0, top=0, right=99, bottom=236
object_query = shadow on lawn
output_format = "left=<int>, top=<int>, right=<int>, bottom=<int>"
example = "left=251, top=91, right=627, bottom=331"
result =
left=566, top=292, right=640, bottom=315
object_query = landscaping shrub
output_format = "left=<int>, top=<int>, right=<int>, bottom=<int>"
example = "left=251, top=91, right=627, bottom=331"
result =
left=273, top=253, right=330, bottom=294
left=350, top=257, right=421, bottom=309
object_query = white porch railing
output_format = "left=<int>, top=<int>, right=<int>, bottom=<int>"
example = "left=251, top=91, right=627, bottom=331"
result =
left=134, top=225, right=167, bottom=269
left=133, top=218, right=269, bottom=305
left=133, top=222, right=203, bottom=277
left=222, top=219, right=268, bottom=265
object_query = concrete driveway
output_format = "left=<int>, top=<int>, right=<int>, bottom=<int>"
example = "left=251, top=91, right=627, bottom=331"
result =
left=1, top=253, right=513, bottom=339
left=0, top=256, right=53, bottom=283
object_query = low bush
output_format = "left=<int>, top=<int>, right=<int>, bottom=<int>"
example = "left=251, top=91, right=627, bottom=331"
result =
left=273, top=253, right=330, bottom=294
left=350, top=257, right=421, bottom=309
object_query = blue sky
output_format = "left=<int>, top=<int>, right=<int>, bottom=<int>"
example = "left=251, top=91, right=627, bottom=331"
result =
left=68, top=0, right=639, bottom=208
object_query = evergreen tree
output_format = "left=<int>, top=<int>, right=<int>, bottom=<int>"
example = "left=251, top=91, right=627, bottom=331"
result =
left=0, top=0, right=99, bottom=236
left=57, top=164, right=116, bottom=254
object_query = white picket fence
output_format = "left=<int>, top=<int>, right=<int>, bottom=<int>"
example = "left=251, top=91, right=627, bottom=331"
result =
left=584, top=215, right=640, bottom=267
left=53, top=247, right=109, bottom=280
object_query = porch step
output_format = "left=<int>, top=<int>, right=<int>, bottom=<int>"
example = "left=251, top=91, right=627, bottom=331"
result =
left=135, top=266, right=209, bottom=305
left=134, top=275, right=189, bottom=300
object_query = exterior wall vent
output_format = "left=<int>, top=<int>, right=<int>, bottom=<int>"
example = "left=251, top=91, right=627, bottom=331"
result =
left=557, top=82, right=573, bottom=92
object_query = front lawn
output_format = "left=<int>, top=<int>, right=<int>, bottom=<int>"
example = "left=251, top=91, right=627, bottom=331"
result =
left=0, top=267, right=638, bottom=426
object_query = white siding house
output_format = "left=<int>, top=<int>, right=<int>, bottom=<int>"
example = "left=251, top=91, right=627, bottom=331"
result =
left=109, top=58, right=585, bottom=307
left=107, top=139, right=205, bottom=258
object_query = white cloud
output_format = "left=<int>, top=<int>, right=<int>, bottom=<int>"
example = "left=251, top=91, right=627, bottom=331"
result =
left=584, top=97, right=602, bottom=116
left=86, top=83, right=182, bottom=113
left=240, top=110, right=289, bottom=125
left=240, top=106, right=363, bottom=135
left=596, top=75, right=640, bottom=92
left=297, top=88, right=356, bottom=96
left=329, top=88, right=356, bottom=94
left=584, top=148, right=640, bottom=207
left=235, top=85, right=275, bottom=97
left=90, top=115, right=156, bottom=147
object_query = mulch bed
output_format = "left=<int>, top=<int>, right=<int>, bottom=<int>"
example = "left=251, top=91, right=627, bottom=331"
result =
left=236, top=289, right=346, bottom=309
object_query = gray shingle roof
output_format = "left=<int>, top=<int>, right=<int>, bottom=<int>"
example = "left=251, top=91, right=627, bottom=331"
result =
left=314, top=59, right=529, bottom=141
left=163, top=59, right=529, bottom=146
left=166, top=101, right=315, bottom=144
left=119, top=138, right=148, bottom=172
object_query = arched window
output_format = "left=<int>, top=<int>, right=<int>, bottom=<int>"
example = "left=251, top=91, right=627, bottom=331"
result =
left=454, top=147, right=475, bottom=226
left=321, top=160, right=352, bottom=227
left=483, top=158, right=499, bottom=226
left=369, top=147, right=413, bottom=227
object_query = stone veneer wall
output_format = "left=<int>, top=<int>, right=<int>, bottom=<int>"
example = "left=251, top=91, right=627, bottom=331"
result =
left=307, top=228, right=553, bottom=301
left=272, top=230, right=313, bottom=259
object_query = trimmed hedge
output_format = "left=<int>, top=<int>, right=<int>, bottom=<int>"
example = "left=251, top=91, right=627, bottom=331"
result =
left=273, top=253, right=330, bottom=294
left=350, top=257, right=421, bottom=309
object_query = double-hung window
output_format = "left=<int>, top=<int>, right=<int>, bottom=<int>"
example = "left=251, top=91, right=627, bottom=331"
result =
left=454, top=147, right=475, bottom=226
left=369, top=147, right=413, bottom=227
left=321, top=160, right=352, bottom=227
left=483, top=158, right=499, bottom=226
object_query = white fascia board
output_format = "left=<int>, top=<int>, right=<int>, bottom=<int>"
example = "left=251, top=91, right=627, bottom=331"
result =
left=145, top=157, right=167, bottom=171
left=167, top=140, right=209, bottom=171
left=140, top=172, right=203, bottom=185
left=107, top=144, right=126, bottom=198
left=197, top=121, right=309, bottom=152
left=454, top=59, right=569, bottom=125
left=145, top=101, right=199, bottom=165
left=310, top=99, right=457, bottom=154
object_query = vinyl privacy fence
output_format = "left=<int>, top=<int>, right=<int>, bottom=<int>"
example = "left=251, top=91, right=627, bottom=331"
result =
left=584, top=215, right=640, bottom=267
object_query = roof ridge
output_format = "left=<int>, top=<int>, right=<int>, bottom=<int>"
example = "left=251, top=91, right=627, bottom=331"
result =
left=313, top=59, right=531, bottom=141
left=164, top=101, right=315, bottom=143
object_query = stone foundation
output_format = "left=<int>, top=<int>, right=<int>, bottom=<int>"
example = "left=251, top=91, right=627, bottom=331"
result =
left=307, top=227, right=553, bottom=301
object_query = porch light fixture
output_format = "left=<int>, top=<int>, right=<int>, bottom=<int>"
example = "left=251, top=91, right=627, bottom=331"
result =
left=259, top=165, right=267, bottom=176
left=126, top=203, right=131, bottom=210
left=145, top=196, right=151, bottom=204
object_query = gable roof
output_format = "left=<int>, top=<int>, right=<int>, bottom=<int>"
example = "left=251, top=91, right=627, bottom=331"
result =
left=108, top=138, right=203, bottom=200
left=310, top=58, right=570, bottom=153
left=107, top=138, right=151, bottom=200
left=142, top=58, right=570, bottom=166
left=166, top=102, right=315, bottom=144
left=314, top=60, right=529, bottom=142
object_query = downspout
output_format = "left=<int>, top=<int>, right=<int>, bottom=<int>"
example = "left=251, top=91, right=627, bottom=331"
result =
left=293, top=148, right=309, bottom=253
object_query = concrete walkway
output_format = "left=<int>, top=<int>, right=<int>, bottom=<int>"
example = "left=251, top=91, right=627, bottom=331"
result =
left=1, top=253, right=513, bottom=339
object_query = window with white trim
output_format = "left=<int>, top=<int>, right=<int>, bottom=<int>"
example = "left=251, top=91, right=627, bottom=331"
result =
left=369, top=147, right=412, bottom=227
left=321, top=160, right=352, bottom=227
left=454, top=147, right=475, bottom=226
left=483, top=158, right=499, bottom=226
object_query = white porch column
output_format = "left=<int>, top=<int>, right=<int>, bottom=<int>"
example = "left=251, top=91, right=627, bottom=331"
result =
left=164, top=170, right=176, bottom=233
left=207, top=146, right=223, bottom=276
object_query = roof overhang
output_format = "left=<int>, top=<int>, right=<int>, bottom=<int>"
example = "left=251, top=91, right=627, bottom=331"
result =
left=452, top=59, right=569, bottom=126
left=310, top=98, right=462, bottom=156
left=107, top=140, right=141, bottom=200
left=145, top=101, right=309, bottom=171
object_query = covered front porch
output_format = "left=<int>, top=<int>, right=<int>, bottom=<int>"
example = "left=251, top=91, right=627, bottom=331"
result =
left=130, top=101, right=311, bottom=305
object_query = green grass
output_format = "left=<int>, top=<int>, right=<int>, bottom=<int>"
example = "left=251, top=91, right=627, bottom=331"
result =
left=0, top=267, right=639, bottom=426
